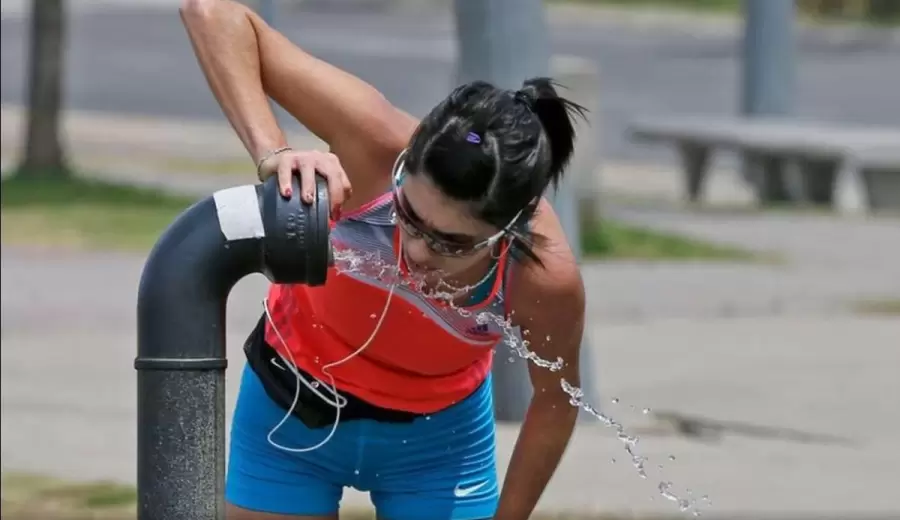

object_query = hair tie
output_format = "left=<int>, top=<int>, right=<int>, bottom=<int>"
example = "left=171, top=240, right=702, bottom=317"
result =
left=466, top=131, right=482, bottom=144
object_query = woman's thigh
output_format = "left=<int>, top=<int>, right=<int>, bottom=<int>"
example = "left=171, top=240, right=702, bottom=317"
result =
left=226, top=364, right=361, bottom=517
left=361, top=378, right=499, bottom=520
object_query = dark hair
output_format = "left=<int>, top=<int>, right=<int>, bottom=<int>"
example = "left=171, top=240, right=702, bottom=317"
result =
left=404, top=77, right=587, bottom=264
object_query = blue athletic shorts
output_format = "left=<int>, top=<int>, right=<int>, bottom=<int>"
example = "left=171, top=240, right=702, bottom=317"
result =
left=226, top=364, right=499, bottom=519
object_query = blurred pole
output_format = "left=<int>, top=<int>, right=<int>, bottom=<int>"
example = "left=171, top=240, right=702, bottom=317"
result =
left=454, top=0, right=550, bottom=90
left=740, top=0, right=796, bottom=201
left=454, top=0, right=599, bottom=422
left=259, top=0, right=276, bottom=27
left=741, top=0, right=795, bottom=117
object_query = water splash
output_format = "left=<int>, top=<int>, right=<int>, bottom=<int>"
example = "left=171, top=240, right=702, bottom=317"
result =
left=331, top=246, right=707, bottom=516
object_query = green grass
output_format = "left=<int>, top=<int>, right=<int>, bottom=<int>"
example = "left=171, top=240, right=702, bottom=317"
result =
left=1, top=473, right=137, bottom=519
left=554, top=0, right=739, bottom=12
left=851, top=298, right=900, bottom=316
left=1, top=172, right=197, bottom=251
left=1, top=472, right=683, bottom=520
left=552, top=0, right=900, bottom=25
left=1, top=171, right=757, bottom=261
left=581, top=218, right=759, bottom=261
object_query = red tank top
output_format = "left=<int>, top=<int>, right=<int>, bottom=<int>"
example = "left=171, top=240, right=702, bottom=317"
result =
left=263, top=193, right=515, bottom=414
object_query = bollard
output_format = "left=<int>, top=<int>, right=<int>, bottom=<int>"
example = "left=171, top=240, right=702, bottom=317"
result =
left=135, top=175, right=332, bottom=520
left=551, top=55, right=601, bottom=227
left=548, top=55, right=602, bottom=422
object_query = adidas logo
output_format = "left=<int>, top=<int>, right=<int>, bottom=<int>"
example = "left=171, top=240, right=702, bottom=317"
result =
left=467, top=323, right=490, bottom=335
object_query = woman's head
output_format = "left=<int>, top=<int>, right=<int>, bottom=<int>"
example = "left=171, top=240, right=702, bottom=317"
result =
left=394, top=77, right=586, bottom=274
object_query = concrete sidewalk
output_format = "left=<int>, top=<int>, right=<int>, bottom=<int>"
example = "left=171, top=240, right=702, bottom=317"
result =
left=3, top=106, right=900, bottom=517
left=2, top=248, right=899, bottom=517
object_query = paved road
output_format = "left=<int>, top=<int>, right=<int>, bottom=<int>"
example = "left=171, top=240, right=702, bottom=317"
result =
left=2, top=2, right=899, bottom=165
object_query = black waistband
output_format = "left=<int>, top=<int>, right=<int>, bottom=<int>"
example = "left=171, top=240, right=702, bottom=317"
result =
left=243, top=315, right=424, bottom=428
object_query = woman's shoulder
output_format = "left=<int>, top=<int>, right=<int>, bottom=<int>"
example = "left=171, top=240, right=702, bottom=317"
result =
left=506, top=198, right=583, bottom=318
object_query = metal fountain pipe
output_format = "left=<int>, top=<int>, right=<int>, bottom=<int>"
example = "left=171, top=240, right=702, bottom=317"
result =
left=135, top=176, right=332, bottom=520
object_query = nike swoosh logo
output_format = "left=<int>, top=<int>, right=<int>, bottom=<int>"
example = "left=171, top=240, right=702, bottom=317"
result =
left=453, top=480, right=489, bottom=498
left=270, top=357, right=287, bottom=371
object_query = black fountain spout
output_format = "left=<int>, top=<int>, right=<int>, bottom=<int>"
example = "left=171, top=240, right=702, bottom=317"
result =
left=135, top=176, right=332, bottom=520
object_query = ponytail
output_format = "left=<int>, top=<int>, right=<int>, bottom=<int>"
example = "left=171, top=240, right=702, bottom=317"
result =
left=514, top=77, right=587, bottom=189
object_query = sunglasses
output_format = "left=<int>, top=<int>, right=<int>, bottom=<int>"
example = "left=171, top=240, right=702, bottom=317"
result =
left=391, top=151, right=521, bottom=258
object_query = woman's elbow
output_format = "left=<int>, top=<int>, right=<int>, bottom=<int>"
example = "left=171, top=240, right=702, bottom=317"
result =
left=180, top=0, right=214, bottom=19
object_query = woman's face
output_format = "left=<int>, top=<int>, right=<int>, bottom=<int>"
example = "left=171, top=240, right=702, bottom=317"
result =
left=393, top=172, right=500, bottom=277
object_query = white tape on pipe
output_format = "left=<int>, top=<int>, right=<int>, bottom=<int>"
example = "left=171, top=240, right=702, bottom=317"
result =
left=213, top=185, right=266, bottom=241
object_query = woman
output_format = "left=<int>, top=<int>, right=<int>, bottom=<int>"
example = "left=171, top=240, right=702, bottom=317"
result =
left=181, top=1, right=587, bottom=519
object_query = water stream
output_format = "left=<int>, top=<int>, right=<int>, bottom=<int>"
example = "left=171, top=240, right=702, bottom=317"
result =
left=332, top=247, right=709, bottom=517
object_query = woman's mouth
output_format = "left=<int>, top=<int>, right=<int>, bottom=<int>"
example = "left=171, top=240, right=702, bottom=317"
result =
left=409, top=260, right=434, bottom=272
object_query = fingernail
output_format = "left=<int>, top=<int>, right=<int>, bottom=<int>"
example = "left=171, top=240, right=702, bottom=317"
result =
left=284, top=188, right=292, bottom=197
left=331, top=208, right=342, bottom=221
left=304, top=191, right=313, bottom=202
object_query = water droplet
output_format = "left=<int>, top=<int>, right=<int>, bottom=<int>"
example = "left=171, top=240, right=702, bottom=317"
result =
left=642, top=407, right=651, bottom=415
left=369, top=313, right=377, bottom=319
left=328, top=246, right=704, bottom=516
left=610, top=458, right=616, bottom=464
left=669, top=455, right=676, bottom=461
left=354, top=469, right=360, bottom=475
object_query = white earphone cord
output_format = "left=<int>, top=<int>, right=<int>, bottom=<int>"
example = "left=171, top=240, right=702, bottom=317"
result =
left=262, top=238, right=403, bottom=453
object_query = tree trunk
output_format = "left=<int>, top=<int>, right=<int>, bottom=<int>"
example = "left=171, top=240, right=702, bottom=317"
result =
left=19, top=0, right=68, bottom=177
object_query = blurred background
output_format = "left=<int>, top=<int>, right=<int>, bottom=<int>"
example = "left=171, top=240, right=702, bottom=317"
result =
left=2, top=0, right=899, bottom=519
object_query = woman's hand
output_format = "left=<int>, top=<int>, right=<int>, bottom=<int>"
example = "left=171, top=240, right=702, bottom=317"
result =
left=260, top=149, right=352, bottom=219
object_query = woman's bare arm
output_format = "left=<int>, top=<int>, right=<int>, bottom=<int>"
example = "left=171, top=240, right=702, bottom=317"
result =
left=180, top=0, right=418, bottom=204
left=497, top=202, right=585, bottom=519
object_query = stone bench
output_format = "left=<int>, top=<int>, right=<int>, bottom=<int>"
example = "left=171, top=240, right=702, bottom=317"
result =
left=627, top=115, right=900, bottom=213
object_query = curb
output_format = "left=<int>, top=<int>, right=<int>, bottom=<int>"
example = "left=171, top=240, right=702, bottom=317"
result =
left=1, top=104, right=754, bottom=206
